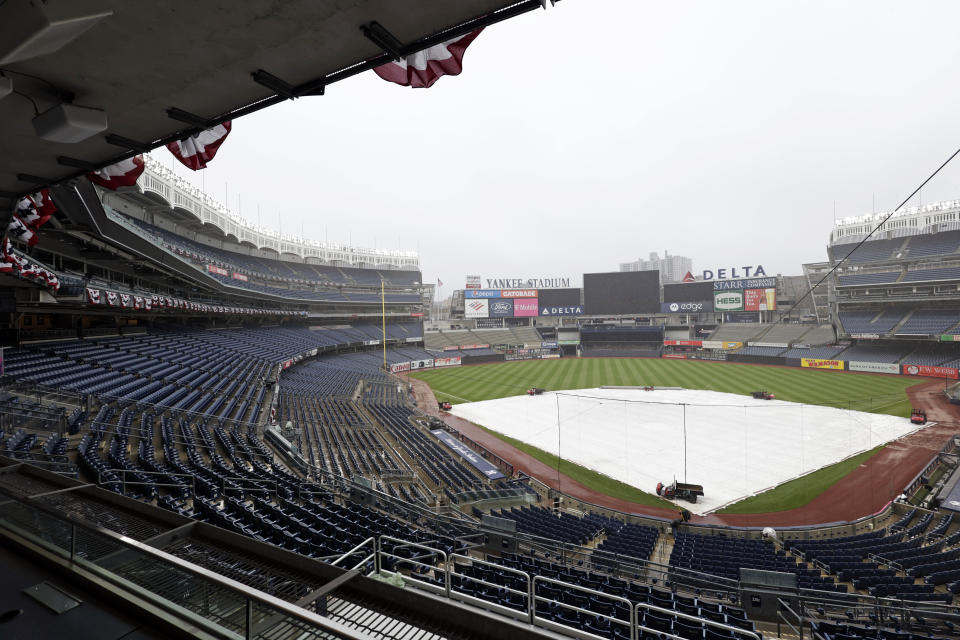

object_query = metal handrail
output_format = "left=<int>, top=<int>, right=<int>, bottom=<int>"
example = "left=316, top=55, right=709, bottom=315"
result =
left=0, top=489, right=374, bottom=640
left=533, top=574, right=635, bottom=640
left=635, top=600, right=761, bottom=640
left=378, top=535, right=448, bottom=596
left=448, top=553, right=531, bottom=622
left=331, top=536, right=375, bottom=570
left=96, top=468, right=195, bottom=495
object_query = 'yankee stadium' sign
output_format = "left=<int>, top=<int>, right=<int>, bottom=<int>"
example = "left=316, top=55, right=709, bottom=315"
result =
left=702, top=266, right=768, bottom=281
left=485, top=277, right=570, bottom=289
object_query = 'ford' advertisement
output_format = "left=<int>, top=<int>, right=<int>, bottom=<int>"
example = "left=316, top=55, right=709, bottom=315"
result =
left=488, top=299, right=514, bottom=317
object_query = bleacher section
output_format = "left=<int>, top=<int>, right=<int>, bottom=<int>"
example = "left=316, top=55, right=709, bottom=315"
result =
left=707, top=323, right=765, bottom=343
left=838, top=271, right=901, bottom=286
left=424, top=326, right=544, bottom=352
left=836, top=343, right=911, bottom=364
left=752, top=323, right=818, bottom=345
left=672, top=533, right=844, bottom=592
left=801, top=324, right=837, bottom=345
left=829, top=238, right=906, bottom=263
left=896, top=310, right=960, bottom=336
left=839, top=309, right=907, bottom=336
left=122, top=214, right=420, bottom=288
left=581, top=325, right=663, bottom=358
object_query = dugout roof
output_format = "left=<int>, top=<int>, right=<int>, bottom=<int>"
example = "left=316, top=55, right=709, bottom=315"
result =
left=0, top=0, right=541, bottom=208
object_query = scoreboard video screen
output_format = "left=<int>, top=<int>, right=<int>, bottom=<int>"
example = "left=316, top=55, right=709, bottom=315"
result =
left=663, top=281, right=715, bottom=303
left=583, top=271, right=660, bottom=314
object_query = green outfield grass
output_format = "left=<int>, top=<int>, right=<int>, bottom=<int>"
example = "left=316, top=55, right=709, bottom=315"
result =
left=411, top=358, right=920, bottom=514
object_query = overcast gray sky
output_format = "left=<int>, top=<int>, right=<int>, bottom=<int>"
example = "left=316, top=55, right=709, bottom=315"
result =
left=151, top=0, right=960, bottom=290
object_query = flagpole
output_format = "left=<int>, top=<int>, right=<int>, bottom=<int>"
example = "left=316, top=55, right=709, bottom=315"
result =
left=381, top=279, right=387, bottom=372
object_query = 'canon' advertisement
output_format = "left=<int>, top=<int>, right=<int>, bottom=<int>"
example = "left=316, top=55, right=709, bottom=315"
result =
left=465, top=299, right=489, bottom=318
left=465, top=289, right=502, bottom=299
left=660, top=301, right=713, bottom=313
left=902, top=364, right=959, bottom=379
left=513, top=298, right=539, bottom=317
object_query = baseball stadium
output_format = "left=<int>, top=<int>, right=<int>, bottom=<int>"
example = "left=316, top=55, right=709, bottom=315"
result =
left=1, top=3, right=960, bottom=640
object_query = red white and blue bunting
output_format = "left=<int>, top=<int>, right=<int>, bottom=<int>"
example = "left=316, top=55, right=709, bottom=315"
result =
left=88, top=155, right=145, bottom=190
left=166, top=122, right=232, bottom=171
left=374, top=29, right=483, bottom=88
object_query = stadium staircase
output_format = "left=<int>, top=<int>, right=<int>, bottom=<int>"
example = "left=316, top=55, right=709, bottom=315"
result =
left=888, top=310, right=916, bottom=337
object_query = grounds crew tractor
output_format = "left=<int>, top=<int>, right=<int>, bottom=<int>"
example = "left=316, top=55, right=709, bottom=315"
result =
left=656, top=480, right=704, bottom=504
left=437, top=401, right=452, bottom=411
left=751, top=390, right=776, bottom=400
left=910, top=408, right=927, bottom=425
left=527, top=387, right=545, bottom=396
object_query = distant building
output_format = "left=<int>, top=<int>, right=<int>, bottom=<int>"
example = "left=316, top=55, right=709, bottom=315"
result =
left=619, top=251, right=692, bottom=283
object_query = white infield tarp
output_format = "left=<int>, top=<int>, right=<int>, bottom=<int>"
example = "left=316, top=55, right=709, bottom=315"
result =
left=449, top=388, right=920, bottom=514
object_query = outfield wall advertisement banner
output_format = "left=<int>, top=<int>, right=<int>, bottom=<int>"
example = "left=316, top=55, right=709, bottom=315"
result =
left=513, top=298, right=539, bottom=316
left=664, top=340, right=702, bottom=346
left=434, top=356, right=462, bottom=367
left=902, top=364, right=959, bottom=379
left=702, top=340, right=744, bottom=350
left=849, top=361, right=900, bottom=374
left=748, top=342, right=788, bottom=348
left=662, top=354, right=688, bottom=359
left=410, top=359, right=434, bottom=369
left=801, top=358, right=845, bottom=370
left=465, top=299, right=489, bottom=318
left=390, top=362, right=411, bottom=373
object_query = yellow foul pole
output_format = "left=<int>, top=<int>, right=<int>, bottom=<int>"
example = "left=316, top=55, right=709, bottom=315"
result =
left=381, top=279, right=387, bottom=371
